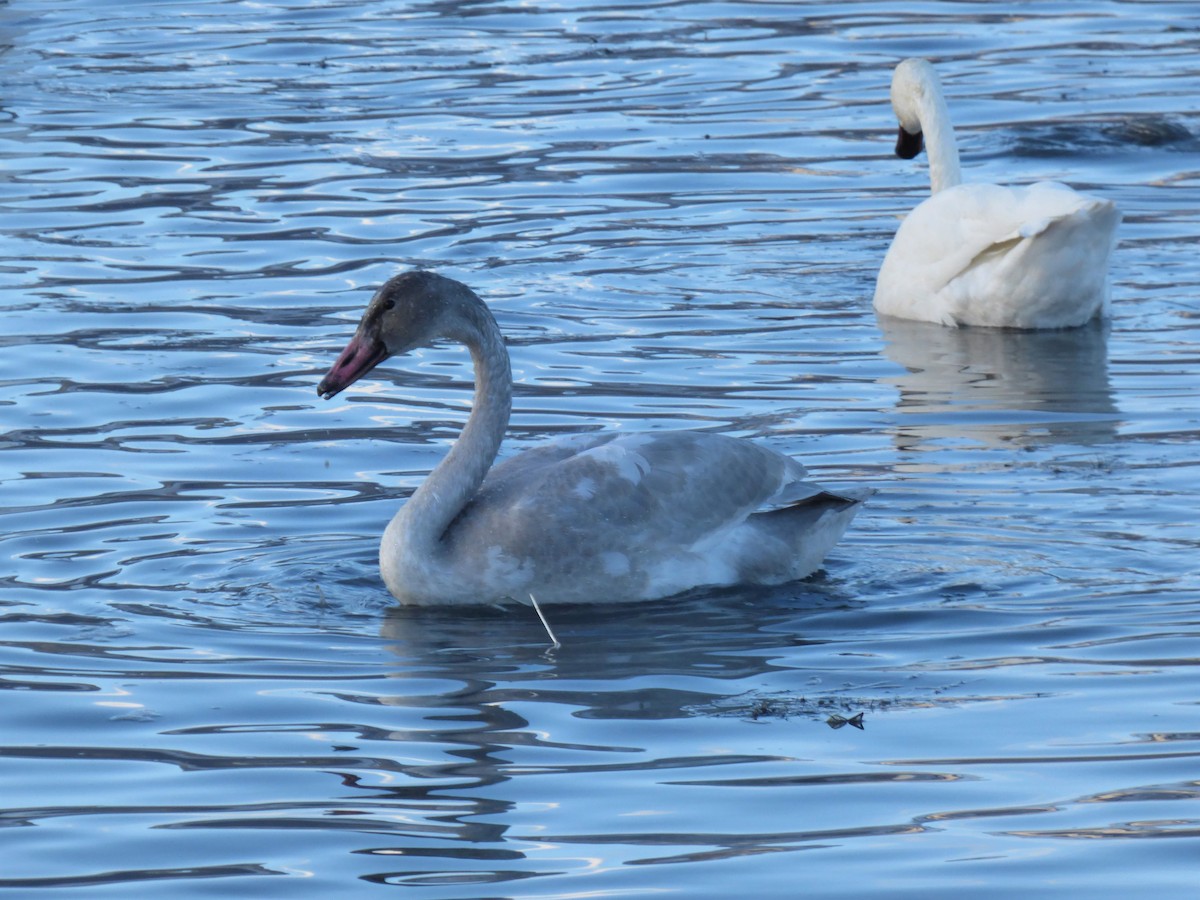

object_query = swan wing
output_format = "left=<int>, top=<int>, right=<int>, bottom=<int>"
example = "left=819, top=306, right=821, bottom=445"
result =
left=477, top=430, right=809, bottom=546
left=437, top=431, right=863, bottom=602
left=875, top=181, right=1119, bottom=328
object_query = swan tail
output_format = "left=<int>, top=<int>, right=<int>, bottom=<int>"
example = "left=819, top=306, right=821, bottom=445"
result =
left=741, top=487, right=873, bottom=582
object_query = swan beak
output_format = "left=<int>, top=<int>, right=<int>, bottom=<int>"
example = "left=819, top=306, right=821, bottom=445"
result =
left=317, top=330, right=389, bottom=400
left=895, top=125, right=924, bottom=160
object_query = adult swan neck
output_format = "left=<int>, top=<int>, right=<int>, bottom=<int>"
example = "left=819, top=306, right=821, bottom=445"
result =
left=893, top=58, right=963, bottom=194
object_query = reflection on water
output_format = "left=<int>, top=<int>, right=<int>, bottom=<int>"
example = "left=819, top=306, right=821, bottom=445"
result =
left=3, top=0, right=1200, bottom=896
left=879, top=316, right=1118, bottom=449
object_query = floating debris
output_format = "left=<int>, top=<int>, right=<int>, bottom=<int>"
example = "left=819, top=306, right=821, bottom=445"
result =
left=825, top=712, right=865, bottom=730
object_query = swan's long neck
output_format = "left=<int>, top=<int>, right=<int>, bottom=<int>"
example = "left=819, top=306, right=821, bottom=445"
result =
left=902, top=63, right=962, bottom=194
left=384, top=301, right=512, bottom=564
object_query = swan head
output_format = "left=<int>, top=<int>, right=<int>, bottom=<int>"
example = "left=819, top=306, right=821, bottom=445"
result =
left=889, top=58, right=941, bottom=159
left=317, top=270, right=478, bottom=400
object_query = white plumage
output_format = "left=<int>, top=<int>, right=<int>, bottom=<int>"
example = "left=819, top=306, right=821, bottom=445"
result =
left=874, top=58, right=1120, bottom=329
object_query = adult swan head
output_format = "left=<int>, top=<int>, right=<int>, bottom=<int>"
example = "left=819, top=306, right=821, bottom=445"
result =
left=317, top=270, right=870, bottom=606
left=873, top=58, right=1120, bottom=329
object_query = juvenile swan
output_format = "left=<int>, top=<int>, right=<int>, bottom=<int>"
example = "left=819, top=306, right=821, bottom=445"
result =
left=317, top=270, right=869, bottom=606
left=874, top=58, right=1120, bottom=329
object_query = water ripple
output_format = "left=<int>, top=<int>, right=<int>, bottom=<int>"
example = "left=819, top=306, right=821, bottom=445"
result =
left=3, top=0, right=1200, bottom=896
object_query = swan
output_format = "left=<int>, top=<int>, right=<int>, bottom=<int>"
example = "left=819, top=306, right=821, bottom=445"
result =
left=316, top=270, right=870, bottom=606
left=873, top=58, right=1121, bottom=329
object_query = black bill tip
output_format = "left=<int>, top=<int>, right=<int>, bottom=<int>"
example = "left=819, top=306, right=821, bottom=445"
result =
left=895, top=125, right=924, bottom=160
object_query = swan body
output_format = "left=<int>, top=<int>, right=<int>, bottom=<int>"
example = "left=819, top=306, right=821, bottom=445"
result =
left=874, top=58, right=1120, bottom=329
left=317, top=270, right=869, bottom=606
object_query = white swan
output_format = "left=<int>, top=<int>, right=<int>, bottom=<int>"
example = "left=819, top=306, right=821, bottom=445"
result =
left=873, top=58, right=1121, bottom=329
left=317, top=270, right=869, bottom=606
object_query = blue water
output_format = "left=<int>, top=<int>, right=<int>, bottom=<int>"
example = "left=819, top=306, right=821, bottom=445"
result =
left=3, top=1, right=1200, bottom=896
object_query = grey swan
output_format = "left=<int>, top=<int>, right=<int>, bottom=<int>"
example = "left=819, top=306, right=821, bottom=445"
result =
left=317, top=270, right=870, bottom=605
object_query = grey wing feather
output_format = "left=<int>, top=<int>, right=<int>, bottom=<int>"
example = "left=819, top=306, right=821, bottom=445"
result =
left=471, top=430, right=809, bottom=548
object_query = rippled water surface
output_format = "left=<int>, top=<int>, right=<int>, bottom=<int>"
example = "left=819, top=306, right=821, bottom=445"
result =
left=3, top=1, right=1200, bottom=896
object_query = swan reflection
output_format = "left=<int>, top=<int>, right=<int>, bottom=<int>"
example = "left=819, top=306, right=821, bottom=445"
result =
left=878, top=316, right=1118, bottom=450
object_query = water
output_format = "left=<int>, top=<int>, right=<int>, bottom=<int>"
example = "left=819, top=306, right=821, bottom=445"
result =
left=2, top=1, right=1200, bottom=896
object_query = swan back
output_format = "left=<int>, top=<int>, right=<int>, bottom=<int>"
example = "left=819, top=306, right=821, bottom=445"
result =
left=387, top=428, right=867, bottom=605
